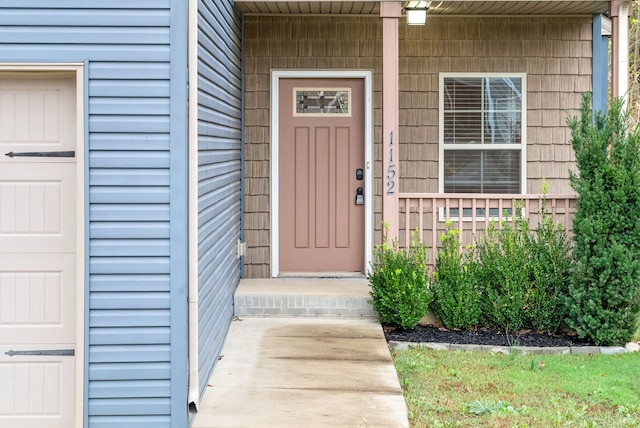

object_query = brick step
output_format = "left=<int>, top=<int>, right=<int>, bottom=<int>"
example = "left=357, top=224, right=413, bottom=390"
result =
left=234, top=277, right=378, bottom=319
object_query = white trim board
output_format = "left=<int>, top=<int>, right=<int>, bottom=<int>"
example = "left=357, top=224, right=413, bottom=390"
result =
left=270, top=70, right=373, bottom=278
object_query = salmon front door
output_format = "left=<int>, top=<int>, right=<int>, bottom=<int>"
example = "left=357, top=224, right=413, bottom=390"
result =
left=279, top=78, right=365, bottom=273
left=0, top=73, right=78, bottom=427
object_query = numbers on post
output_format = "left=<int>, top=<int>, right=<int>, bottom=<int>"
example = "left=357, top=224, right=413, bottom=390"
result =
left=386, top=132, right=396, bottom=194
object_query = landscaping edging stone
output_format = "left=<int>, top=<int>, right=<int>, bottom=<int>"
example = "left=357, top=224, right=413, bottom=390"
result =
left=388, top=340, right=636, bottom=355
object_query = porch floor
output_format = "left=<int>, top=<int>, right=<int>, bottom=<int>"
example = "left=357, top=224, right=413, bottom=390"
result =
left=192, top=278, right=410, bottom=427
left=234, top=277, right=377, bottom=318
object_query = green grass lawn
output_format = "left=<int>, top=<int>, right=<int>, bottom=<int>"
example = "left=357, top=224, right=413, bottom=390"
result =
left=393, top=347, right=640, bottom=427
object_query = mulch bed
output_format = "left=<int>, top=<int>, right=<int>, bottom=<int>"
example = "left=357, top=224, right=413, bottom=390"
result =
left=384, top=324, right=596, bottom=348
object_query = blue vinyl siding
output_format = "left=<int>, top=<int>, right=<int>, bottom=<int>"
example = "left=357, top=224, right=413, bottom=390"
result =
left=196, top=0, right=243, bottom=399
left=0, top=2, right=188, bottom=427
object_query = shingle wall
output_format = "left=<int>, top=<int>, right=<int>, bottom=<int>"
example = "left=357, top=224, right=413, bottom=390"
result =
left=399, top=16, right=590, bottom=195
left=243, top=16, right=383, bottom=278
left=243, top=15, right=591, bottom=278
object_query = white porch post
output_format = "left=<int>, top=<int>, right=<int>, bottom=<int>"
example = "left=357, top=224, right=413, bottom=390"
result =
left=610, top=0, right=631, bottom=106
left=381, top=1, right=401, bottom=241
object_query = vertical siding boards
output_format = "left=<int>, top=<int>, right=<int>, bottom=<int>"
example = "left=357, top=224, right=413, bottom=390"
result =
left=0, top=2, right=186, bottom=427
left=196, top=0, right=243, bottom=397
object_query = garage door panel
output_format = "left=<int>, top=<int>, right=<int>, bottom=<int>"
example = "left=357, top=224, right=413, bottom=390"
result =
left=0, top=163, right=75, bottom=253
left=0, top=255, right=75, bottom=344
left=0, top=350, right=74, bottom=427
left=0, top=77, right=75, bottom=153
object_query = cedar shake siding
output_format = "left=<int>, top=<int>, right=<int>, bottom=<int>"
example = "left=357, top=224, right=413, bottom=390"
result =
left=243, top=15, right=591, bottom=278
left=243, top=16, right=383, bottom=278
left=399, top=16, right=589, bottom=196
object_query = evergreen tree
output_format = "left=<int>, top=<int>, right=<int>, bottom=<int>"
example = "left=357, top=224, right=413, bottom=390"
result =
left=565, top=94, right=640, bottom=345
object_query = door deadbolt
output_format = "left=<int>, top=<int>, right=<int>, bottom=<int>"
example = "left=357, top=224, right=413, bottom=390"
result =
left=355, top=168, right=364, bottom=180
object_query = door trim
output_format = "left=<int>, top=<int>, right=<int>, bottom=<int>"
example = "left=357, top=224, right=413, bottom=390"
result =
left=270, top=70, right=373, bottom=277
left=0, top=62, right=85, bottom=427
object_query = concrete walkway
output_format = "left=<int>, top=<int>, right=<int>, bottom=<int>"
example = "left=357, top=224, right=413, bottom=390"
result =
left=192, top=317, right=409, bottom=428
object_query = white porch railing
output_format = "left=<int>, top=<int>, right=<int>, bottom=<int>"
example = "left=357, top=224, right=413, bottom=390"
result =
left=397, top=193, right=577, bottom=267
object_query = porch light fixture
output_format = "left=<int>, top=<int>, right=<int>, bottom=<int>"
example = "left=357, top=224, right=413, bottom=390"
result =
left=405, top=1, right=430, bottom=25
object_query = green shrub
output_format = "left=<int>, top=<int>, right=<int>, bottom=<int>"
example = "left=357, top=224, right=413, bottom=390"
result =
left=428, top=192, right=572, bottom=334
left=525, top=189, right=572, bottom=333
left=474, top=216, right=531, bottom=333
left=565, top=94, right=640, bottom=345
left=368, top=224, right=432, bottom=329
left=431, top=222, right=482, bottom=330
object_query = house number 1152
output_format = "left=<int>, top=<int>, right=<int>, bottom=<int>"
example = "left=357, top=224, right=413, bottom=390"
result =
left=386, top=131, right=396, bottom=194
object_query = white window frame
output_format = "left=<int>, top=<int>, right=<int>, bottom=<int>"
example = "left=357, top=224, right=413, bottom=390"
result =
left=438, top=72, right=527, bottom=195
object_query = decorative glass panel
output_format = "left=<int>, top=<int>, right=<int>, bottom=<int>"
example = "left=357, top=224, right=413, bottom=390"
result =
left=294, top=88, right=351, bottom=116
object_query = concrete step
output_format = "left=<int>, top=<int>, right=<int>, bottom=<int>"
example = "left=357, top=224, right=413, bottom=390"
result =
left=234, top=277, right=378, bottom=319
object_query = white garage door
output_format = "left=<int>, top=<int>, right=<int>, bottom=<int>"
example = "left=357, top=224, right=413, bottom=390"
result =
left=0, top=73, right=77, bottom=428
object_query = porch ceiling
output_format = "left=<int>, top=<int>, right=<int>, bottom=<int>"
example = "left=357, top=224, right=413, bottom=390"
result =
left=234, top=1, right=610, bottom=16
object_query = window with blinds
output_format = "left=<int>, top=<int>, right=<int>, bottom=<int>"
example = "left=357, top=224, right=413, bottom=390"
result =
left=440, top=74, right=525, bottom=194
